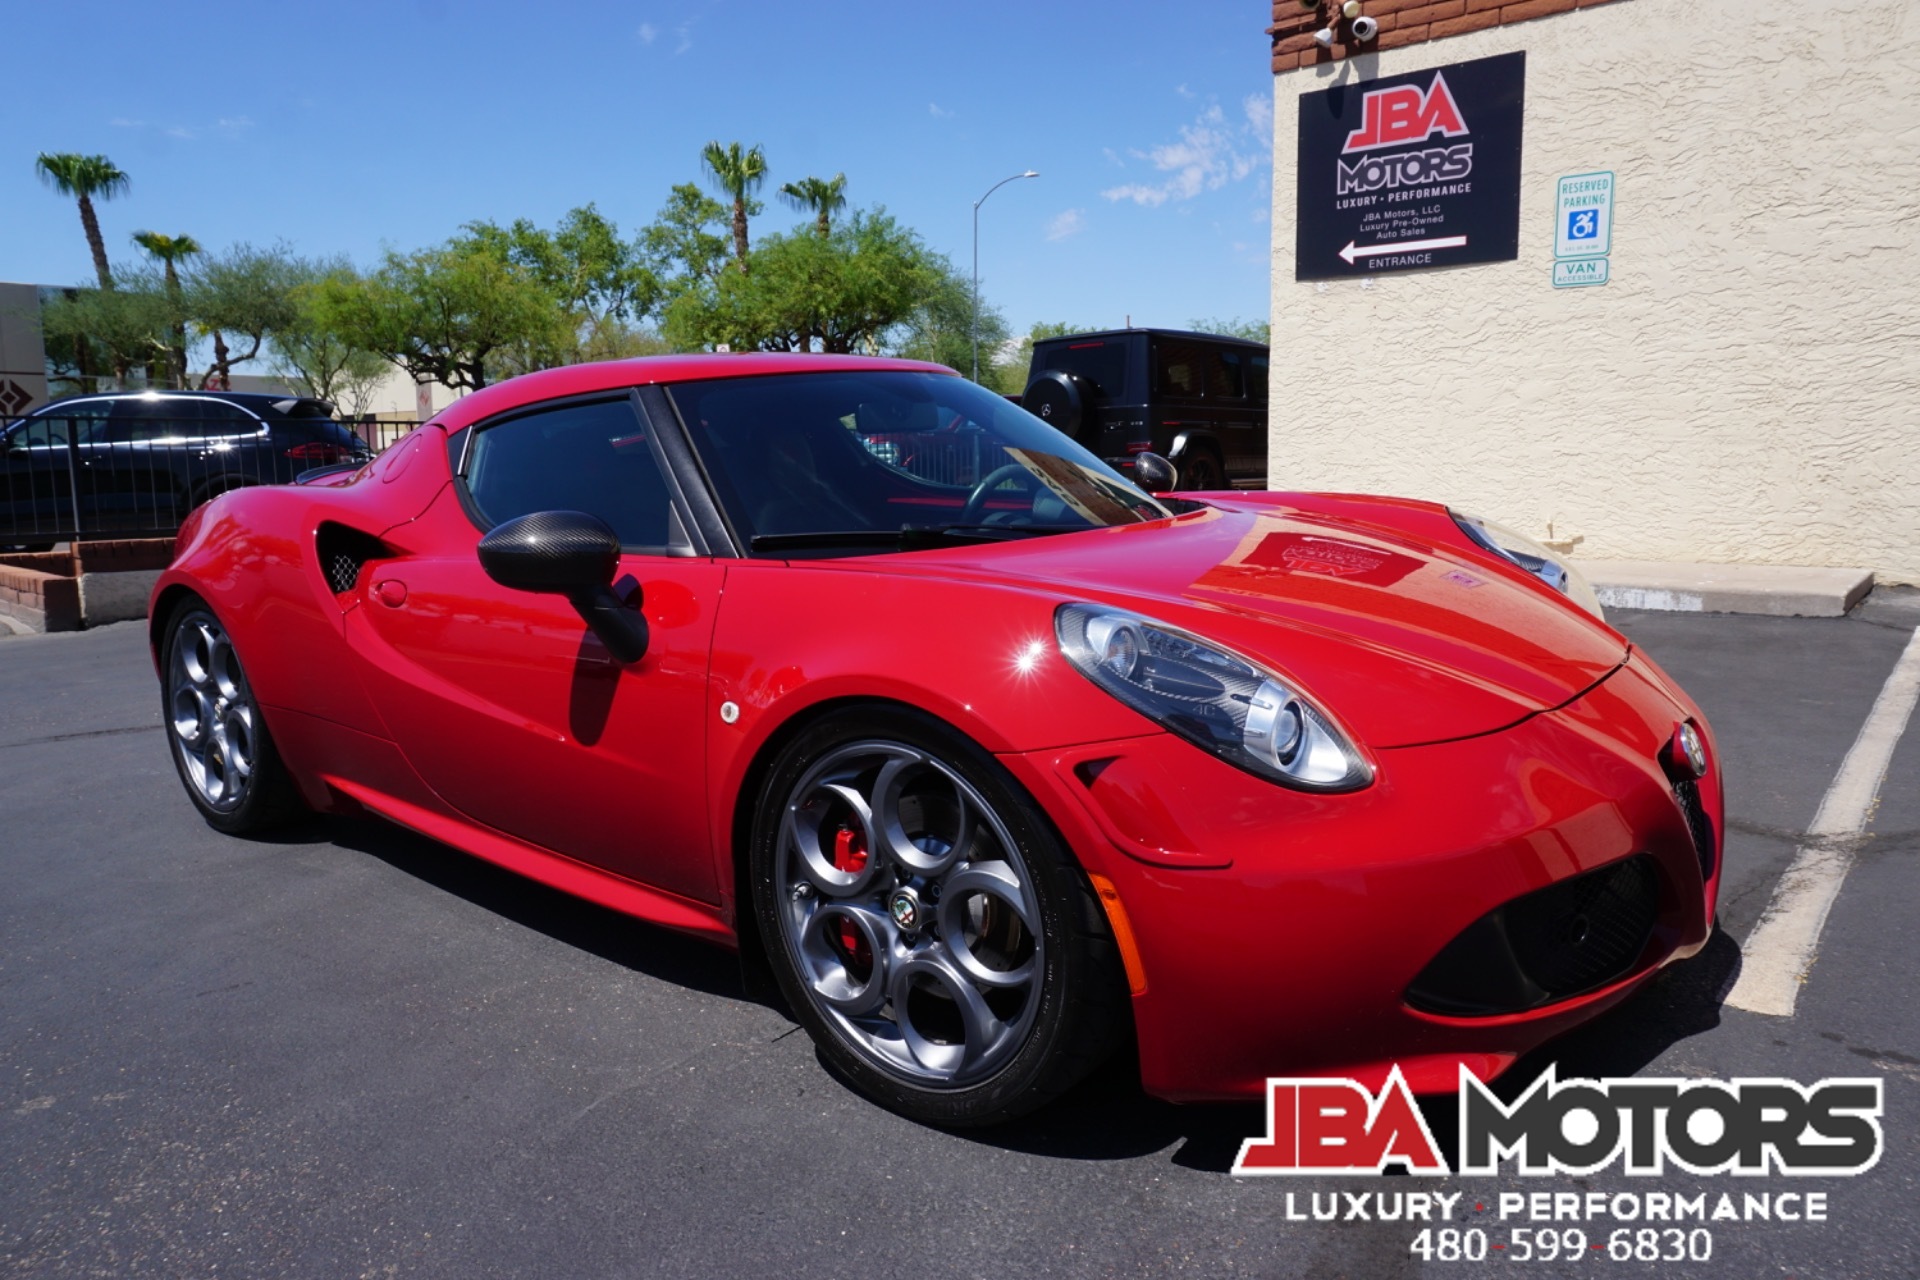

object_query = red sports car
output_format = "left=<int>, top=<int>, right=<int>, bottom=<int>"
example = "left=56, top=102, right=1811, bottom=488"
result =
left=150, top=354, right=1721, bottom=1126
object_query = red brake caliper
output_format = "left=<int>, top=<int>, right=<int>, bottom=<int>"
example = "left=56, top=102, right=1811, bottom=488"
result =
left=832, top=826, right=872, bottom=972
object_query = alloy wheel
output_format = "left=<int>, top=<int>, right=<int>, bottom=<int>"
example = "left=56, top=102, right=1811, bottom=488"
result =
left=167, top=611, right=258, bottom=813
left=772, top=739, right=1043, bottom=1087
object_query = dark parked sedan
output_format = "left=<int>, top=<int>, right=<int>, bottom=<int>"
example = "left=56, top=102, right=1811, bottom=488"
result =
left=1, top=390, right=371, bottom=545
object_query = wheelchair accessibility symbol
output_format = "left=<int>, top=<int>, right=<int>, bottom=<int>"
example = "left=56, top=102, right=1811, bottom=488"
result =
left=1567, top=209, right=1599, bottom=241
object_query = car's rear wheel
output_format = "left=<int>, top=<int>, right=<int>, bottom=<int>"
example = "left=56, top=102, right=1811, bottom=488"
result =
left=162, top=603, right=304, bottom=834
left=750, top=705, right=1127, bottom=1127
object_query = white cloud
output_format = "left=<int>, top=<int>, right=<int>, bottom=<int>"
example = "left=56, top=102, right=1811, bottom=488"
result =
left=216, top=116, right=253, bottom=136
left=636, top=22, right=657, bottom=43
left=1242, top=91, right=1273, bottom=135
left=1100, top=98, right=1270, bottom=208
left=674, top=20, right=695, bottom=53
left=164, top=126, right=196, bottom=140
left=1175, top=83, right=1195, bottom=99
left=929, top=102, right=954, bottom=119
left=1047, top=209, right=1086, bottom=241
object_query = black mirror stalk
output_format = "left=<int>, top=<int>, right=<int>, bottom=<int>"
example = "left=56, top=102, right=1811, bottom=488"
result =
left=478, top=510, right=650, bottom=664
left=567, top=584, right=649, bottom=664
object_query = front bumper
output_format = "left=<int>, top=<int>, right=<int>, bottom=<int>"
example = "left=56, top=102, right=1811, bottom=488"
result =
left=1001, top=652, right=1722, bottom=1102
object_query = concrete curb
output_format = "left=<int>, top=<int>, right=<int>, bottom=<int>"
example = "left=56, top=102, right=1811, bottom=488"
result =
left=1577, top=560, right=1875, bottom=618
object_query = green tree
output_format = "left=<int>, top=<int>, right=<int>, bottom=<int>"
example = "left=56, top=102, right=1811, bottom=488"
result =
left=778, top=173, right=848, bottom=238
left=641, top=183, right=732, bottom=294
left=1189, top=315, right=1271, bottom=344
left=186, top=243, right=304, bottom=388
left=463, top=204, right=660, bottom=370
left=35, top=153, right=131, bottom=291
left=131, top=231, right=202, bottom=387
left=670, top=208, right=954, bottom=357
left=311, top=238, right=567, bottom=392
left=39, top=277, right=173, bottom=388
left=701, top=141, right=768, bottom=273
left=895, top=259, right=1007, bottom=375
left=271, top=258, right=393, bottom=416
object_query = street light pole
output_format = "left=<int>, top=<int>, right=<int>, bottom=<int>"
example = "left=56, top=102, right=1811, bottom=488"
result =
left=972, top=169, right=1039, bottom=383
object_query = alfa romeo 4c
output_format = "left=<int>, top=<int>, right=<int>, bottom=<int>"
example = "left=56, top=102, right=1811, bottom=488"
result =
left=151, top=354, right=1721, bottom=1126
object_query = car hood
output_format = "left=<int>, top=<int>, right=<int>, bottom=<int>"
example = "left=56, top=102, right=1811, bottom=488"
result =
left=884, top=494, right=1629, bottom=749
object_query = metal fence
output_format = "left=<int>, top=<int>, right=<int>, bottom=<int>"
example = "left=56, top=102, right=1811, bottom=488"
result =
left=1, top=412, right=415, bottom=547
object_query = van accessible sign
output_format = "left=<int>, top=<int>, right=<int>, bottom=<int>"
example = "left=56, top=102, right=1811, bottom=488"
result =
left=1295, top=51, right=1525, bottom=280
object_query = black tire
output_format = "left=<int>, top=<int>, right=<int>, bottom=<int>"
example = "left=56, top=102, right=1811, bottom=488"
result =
left=160, top=600, right=306, bottom=834
left=1020, top=371, right=1091, bottom=444
left=750, top=704, right=1128, bottom=1127
left=1178, top=445, right=1224, bottom=492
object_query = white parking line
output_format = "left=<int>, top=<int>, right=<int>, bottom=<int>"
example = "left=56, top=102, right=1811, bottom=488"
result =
left=1724, top=625, right=1920, bottom=1017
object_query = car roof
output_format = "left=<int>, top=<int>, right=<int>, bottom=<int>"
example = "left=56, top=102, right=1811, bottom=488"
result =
left=31, top=390, right=333, bottom=415
left=1030, top=327, right=1267, bottom=350
left=433, top=352, right=958, bottom=433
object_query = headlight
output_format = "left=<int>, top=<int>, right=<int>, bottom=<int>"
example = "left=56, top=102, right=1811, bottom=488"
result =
left=1055, top=603, right=1372, bottom=792
left=1451, top=511, right=1605, bottom=620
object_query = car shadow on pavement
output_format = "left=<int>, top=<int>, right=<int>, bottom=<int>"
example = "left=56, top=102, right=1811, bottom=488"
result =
left=309, top=813, right=763, bottom=1006
left=968, top=925, right=1745, bottom=1171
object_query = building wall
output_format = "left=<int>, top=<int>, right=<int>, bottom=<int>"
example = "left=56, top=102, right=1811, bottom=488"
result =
left=0, top=283, right=50, bottom=415
left=1268, top=0, right=1920, bottom=584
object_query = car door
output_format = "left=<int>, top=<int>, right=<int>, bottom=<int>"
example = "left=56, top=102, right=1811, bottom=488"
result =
left=344, top=392, right=727, bottom=905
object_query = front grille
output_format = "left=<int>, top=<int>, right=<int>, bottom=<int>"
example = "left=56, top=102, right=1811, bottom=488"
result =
left=1674, top=778, right=1716, bottom=880
left=1406, top=854, right=1661, bottom=1017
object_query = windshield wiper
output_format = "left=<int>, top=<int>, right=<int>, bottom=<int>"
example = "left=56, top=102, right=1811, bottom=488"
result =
left=748, top=524, right=1086, bottom=552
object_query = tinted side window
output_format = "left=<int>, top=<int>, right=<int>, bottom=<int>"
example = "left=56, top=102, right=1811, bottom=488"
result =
left=1209, top=349, right=1246, bottom=400
left=464, top=398, right=681, bottom=551
left=12, top=402, right=111, bottom=446
left=1038, top=341, right=1127, bottom=398
left=1153, top=340, right=1202, bottom=398
left=105, top=398, right=255, bottom=442
left=1249, top=354, right=1270, bottom=404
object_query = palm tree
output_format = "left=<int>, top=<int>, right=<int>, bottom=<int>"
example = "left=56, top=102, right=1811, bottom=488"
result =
left=701, top=141, right=768, bottom=273
left=35, top=153, right=131, bottom=290
left=778, top=173, right=848, bottom=238
left=133, top=230, right=203, bottom=387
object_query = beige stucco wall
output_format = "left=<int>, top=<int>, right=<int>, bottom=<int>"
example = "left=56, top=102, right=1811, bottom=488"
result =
left=1269, top=0, right=1920, bottom=584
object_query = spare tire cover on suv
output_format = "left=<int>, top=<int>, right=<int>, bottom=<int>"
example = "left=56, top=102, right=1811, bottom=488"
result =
left=1021, top=371, right=1096, bottom=445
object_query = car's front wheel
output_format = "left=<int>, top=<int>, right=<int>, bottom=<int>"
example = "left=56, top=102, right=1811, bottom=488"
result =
left=162, top=602, right=304, bottom=833
left=750, top=705, right=1127, bottom=1126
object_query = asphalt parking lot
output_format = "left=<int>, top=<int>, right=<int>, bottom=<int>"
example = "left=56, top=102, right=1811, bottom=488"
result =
left=3, top=608, right=1917, bottom=1278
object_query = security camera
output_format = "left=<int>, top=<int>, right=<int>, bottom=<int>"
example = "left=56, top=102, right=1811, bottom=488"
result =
left=1352, top=15, right=1380, bottom=40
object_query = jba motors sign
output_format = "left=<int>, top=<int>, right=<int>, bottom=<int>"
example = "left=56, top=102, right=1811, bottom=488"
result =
left=1233, top=1066, right=1884, bottom=1177
left=1295, top=51, right=1525, bottom=280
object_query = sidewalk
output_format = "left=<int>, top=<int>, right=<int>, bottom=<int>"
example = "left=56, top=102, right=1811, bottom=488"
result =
left=1579, top=559, right=1919, bottom=623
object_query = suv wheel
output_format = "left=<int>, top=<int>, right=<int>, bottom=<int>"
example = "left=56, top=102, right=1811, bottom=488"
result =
left=1178, top=446, right=1224, bottom=491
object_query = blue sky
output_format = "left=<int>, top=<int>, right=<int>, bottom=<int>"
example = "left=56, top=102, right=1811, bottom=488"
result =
left=1, top=1, right=1276, bottom=340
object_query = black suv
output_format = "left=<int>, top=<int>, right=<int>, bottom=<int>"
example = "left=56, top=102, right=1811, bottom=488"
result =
left=1020, top=328, right=1268, bottom=490
left=1, top=391, right=371, bottom=544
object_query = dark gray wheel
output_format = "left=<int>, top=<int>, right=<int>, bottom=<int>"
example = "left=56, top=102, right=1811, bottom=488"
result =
left=162, top=602, right=303, bottom=833
left=751, top=705, right=1127, bottom=1126
left=1178, top=445, right=1224, bottom=491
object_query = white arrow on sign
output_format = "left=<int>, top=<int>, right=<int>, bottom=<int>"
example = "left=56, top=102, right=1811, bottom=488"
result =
left=1338, top=235, right=1468, bottom=264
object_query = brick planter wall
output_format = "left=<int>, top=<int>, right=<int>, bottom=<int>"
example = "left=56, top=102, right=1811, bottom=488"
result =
left=0, top=538, right=174, bottom=633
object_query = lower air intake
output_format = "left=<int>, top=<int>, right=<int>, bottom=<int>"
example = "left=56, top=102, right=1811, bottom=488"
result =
left=1405, top=854, right=1660, bottom=1017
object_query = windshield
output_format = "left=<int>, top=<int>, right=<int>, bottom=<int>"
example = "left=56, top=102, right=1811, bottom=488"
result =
left=667, top=370, right=1172, bottom=556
